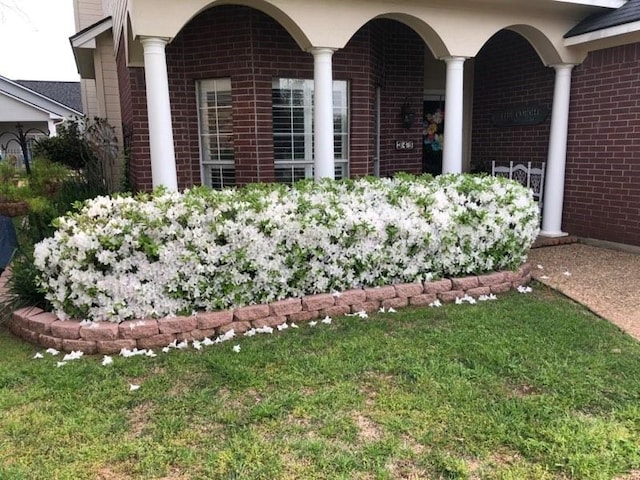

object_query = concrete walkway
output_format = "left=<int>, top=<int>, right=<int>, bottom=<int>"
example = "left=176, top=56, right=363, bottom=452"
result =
left=527, top=242, right=640, bottom=341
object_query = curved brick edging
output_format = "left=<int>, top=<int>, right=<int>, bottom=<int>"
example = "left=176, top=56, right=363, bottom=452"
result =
left=7, top=264, right=532, bottom=354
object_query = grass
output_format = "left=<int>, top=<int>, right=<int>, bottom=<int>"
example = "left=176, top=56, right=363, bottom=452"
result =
left=1, top=285, right=640, bottom=479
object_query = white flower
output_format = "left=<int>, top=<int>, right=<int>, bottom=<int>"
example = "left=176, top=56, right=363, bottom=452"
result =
left=517, top=285, right=533, bottom=294
left=379, top=307, right=386, bottom=313
left=145, top=349, right=157, bottom=357
left=56, top=361, right=67, bottom=368
left=203, top=337, right=215, bottom=345
left=62, top=351, right=84, bottom=361
left=290, top=322, right=298, bottom=328
left=232, top=344, right=241, bottom=353
left=162, top=346, right=170, bottom=353
left=102, top=355, right=113, bottom=366
left=32, top=175, right=539, bottom=323
left=256, top=326, right=274, bottom=334
left=308, top=321, right=318, bottom=327
left=192, top=341, right=202, bottom=350
left=388, top=307, right=397, bottom=313
left=45, top=348, right=60, bottom=356
left=176, top=340, right=189, bottom=349
left=277, top=323, right=289, bottom=331
left=321, top=316, right=332, bottom=324
left=429, top=299, right=442, bottom=308
left=129, top=384, right=140, bottom=391
left=33, top=352, right=44, bottom=359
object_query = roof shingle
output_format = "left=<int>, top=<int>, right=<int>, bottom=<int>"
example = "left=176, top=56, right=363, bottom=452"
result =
left=15, top=80, right=83, bottom=113
left=565, top=0, right=640, bottom=37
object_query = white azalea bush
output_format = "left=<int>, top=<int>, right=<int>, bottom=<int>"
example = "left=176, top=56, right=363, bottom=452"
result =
left=34, top=174, right=539, bottom=322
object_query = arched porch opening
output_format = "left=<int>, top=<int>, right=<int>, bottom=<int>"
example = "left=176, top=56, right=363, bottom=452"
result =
left=470, top=30, right=556, bottom=174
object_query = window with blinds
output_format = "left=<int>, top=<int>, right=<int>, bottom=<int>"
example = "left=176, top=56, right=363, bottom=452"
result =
left=196, top=78, right=235, bottom=188
left=272, top=78, right=349, bottom=184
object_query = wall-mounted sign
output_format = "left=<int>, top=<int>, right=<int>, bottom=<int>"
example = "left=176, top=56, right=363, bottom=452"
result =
left=492, top=106, right=549, bottom=127
left=395, top=140, right=415, bottom=151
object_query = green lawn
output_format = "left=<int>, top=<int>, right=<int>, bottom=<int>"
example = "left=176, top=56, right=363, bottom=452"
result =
left=1, top=285, right=639, bottom=479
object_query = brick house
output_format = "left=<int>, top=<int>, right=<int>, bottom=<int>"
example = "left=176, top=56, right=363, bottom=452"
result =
left=71, top=0, right=640, bottom=246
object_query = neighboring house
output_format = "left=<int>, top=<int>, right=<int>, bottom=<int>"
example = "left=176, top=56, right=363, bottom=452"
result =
left=0, top=75, right=83, bottom=165
left=71, top=0, right=640, bottom=247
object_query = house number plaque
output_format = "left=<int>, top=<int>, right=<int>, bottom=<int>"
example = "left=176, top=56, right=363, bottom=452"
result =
left=395, top=140, right=415, bottom=151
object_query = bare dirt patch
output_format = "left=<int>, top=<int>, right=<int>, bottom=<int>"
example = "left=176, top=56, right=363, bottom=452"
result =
left=386, top=458, right=430, bottom=480
left=126, top=401, right=153, bottom=438
left=616, top=470, right=640, bottom=480
left=353, top=412, right=383, bottom=442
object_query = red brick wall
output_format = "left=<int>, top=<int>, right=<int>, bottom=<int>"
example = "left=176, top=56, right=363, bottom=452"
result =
left=116, top=33, right=152, bottom=191
left=565, top=44, right=640, bottom=246
left=120, top=6, right=427, bottom=190
left=376, top=21, right=425, bottom=177
left=471, top=30, right=555, bottom=173
left=166, top=6, right=387, bottom=188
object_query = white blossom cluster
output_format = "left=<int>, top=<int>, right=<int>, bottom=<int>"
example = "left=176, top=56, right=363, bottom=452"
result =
left=33, top=174, right=539, bottom=323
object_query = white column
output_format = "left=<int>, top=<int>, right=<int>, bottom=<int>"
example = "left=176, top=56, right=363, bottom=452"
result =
left=540, top=64, right=574, bottom=237
left=311, top=47, right=335, bottom=180
left=442, top=56, right=465, bottom=174
left=140, top=36, right=178, bottom=191
left=47, top=119, right=57, bottom=137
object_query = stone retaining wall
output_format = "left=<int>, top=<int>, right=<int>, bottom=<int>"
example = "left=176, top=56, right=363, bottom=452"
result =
left=5, top=264, right=532, bottom=354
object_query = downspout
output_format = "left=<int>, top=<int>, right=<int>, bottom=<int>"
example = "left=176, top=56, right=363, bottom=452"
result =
left=374, top=86, right=381, bottom=177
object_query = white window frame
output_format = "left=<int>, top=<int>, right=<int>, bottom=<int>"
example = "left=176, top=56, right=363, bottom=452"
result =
left=272, top=78, right=349, bottom=184
left=196, top=78, right=234, bottom=188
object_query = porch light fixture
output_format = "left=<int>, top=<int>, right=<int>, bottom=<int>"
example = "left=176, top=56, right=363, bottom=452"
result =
left=401, top=99, right=414, bottom=129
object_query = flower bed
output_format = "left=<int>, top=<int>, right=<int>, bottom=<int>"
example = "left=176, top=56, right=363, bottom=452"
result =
left=33, top=174, right=539, bottom=323
left=9, top=264, right=532, bottom=354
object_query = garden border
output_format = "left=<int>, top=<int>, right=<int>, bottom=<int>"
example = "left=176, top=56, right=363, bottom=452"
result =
left=3, top=264, right=531, bottom=354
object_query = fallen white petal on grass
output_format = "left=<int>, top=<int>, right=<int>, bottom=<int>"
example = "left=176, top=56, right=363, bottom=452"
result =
left=120, top=348, right=149, bottom=358
left=145, top=349, right=157, bottom=357
left=429, top=299, right=442, bottom=308
left=290, top=322, right=299, bottom=329
left=192, top=341, right=202, bottom=350
left=379, top=307, right=386, bottom=313
left=477, top=293, right=498, bottom=302
left=388, top=307, right=397, bottom=313
left=219, top=329, right=235, bottom=342
left=353, top=311, right=368, bottom=319
left=256, top=326, right=274, bottom=334
left=244, top=329, right=257, bottom=337
left=45, top=348, right=60, bottom=356
left=461, top=294, right=476, bottom=305
left=232, top=344, right=241, bottom=353
left=517, top=285, right=533, bottom=294
left=321, top=316, right=332, bottom=324
left=33, top=352, right=44, bottom=359
left=176, top=340, right=189, bottom=349
left=277, top=323, right=289, bottom=331
left=161, top=347, right=170, bottom=353
left=62, top=351, right=84, bottom=361
left=56, top=361, right=67, bottom=368
left=203, top=337, right=215, bottom=345
left=308, top=321, right=318, bottom=327
left=129, top=384, right=140, bottom=392
left=102, top=355, right=113, bottom=366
